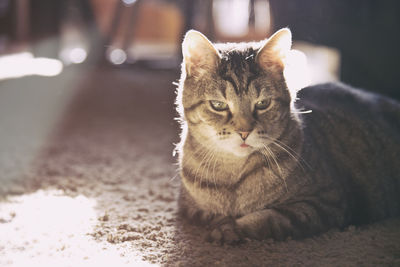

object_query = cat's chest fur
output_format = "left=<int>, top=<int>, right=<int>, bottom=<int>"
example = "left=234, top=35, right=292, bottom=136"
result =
left=181, top=149, right=301, bottom=216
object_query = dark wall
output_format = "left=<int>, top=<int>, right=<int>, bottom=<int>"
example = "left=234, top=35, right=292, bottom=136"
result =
left=270, top=0, right=400, bottom=100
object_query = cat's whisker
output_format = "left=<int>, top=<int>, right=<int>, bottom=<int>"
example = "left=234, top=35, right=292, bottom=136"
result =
left=178, top=137, right=220, bottom=189
left=201, top=145, right=219, bottom=189
left=257, top=126, right=310, bottom=171
left=202, top=148, right=216, bottom=189
left=263, top=144, right=288, bottom=192
left=193, top=147, right=214, bottom=185
left=182, top=145, right=207, bottom=166
left=271, top=137, right=302, bottom=158
left=201, top=145, right=218, bottom=190
left=180, top=138, right=215, bottom=169
left=259, top=149, right=276, bottom=177
left=259, top=148, right=274, bottom=181
left=270, top=137, right=311, bottom=171
left=291, top=109, right=312, bottom=114
left=210, top=148, right=219, bottom=189
left=271, top=140, right=308, bottom=173
left=180, top=146, right=207, bottom=178
left=212, top=151, right=219, bottom=190
left=269, top=139, right=301, bottom=164
left=168, top=171, right=180, bottom=182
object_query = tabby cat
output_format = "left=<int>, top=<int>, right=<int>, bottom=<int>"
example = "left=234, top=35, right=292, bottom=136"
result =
left=176, top=28, right=400, bottom=244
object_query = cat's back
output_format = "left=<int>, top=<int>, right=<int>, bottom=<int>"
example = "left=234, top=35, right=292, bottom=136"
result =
left=297, top=82, right=400, bottom=126
left=296, top=82, right=400, bottom=222
left=297, top=82, right=400, bottom=144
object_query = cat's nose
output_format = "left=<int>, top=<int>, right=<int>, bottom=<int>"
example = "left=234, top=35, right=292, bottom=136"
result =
left=238, top=131, right=250, bottom=141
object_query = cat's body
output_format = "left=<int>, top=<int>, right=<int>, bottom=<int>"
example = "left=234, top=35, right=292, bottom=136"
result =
left=176, top=29, right=400, bottom=243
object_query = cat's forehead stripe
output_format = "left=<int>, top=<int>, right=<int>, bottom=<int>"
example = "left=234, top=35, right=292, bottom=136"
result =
left=222, top=75, right=238, bottom=96
left=218, top=47, right=260, bottom=96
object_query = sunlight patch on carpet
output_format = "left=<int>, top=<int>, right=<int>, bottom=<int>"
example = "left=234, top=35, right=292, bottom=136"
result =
left=0, top=190, right=156, bottom=267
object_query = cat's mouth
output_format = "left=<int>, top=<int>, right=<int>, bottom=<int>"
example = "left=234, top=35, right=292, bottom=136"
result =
left=240, top=143, right=250, bottom=148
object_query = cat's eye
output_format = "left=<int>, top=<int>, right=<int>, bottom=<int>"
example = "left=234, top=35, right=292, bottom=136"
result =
left=255, top=99, right=271, bottom=110
left=210, top=100, right=229, bottom=111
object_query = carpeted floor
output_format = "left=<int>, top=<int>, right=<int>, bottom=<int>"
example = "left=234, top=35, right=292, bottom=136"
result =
left=0, top=66, right=399, bottom=266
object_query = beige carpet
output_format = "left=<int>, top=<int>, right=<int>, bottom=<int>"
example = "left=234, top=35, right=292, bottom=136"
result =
left=0, top=66, right=399, bottom=266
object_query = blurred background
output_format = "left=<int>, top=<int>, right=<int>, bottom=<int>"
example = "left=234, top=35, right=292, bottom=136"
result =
left=1, top=0, right=400, bottom=96
left=0, top=1, right=400, bottom=264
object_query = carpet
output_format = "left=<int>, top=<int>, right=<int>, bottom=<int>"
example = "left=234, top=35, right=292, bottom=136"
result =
left=0, top=66, right=399, bottom=266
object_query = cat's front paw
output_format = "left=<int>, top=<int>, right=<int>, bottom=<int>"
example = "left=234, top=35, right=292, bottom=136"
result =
left=205, top=216, right=244, bottom=245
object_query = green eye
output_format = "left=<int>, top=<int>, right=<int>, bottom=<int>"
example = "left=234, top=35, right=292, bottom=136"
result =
left=255, top=99, right=271, bottom=110
left=210, top=100, right=229, bottom=111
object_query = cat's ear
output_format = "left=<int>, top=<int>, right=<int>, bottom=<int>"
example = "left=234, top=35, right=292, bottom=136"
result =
left=182, top=30, right=220, bottom=78
left=256, top=28, right=292, bottom=72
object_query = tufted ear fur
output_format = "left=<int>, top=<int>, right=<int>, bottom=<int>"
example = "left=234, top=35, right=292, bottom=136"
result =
left=256, top=28, right=292, bottom=73
left=182, top=30, right=221, bottom=78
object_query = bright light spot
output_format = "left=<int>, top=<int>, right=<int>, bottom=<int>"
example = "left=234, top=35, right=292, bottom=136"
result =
left=60, top=47, right=88, bottom=65
left=69, top=47, right=87, bottom=64
left=292, top=42, right=340, bottom=85
left=108, top=48, right=127, bottom=65
left=122, top=0, right=137, bottom=5
left=32, top=58, right=63, bottom=76
left=213, top=0, right=250, bottom=37
left=0, top=190, right=155, bottom=266
left=0, top=190, right=97, bottom=236
left=0, top=52, right=63, bottom=80
left=284, top=49, right=310, bottom=93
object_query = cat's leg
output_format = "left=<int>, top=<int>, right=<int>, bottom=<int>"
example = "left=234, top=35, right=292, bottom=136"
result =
left=205, top=200, right=340, bottom=244
left=193, top=202, right=344, bottom=244
left=206, top=196, right=346, bottom=243
left=235, top=200, right=346, bottom=241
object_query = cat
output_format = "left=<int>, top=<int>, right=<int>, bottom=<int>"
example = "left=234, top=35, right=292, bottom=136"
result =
left=175, top=28, right=400, bottom=244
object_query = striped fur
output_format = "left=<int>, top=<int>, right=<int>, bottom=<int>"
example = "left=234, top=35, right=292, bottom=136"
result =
left=176, top=29, right=400, bottom=244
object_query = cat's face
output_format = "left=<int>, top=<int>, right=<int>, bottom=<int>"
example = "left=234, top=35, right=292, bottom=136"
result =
left=179, top=29, right=295, bottom=157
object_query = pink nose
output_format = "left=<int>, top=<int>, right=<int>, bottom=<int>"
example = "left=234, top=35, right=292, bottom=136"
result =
left=238, top=131, right=250, bottom=141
